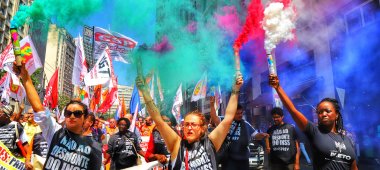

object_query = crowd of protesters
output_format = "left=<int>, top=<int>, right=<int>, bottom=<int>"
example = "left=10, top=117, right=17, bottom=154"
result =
left=0, top=63, right=359, bottom=170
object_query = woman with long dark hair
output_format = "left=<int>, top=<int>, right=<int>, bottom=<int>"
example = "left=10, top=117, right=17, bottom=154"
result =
left=269, top=74, right=358, bottom=170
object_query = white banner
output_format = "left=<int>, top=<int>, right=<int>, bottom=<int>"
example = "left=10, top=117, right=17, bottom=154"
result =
left=0, top=36, right=42, bottom=75
left=0, top=44, right=15, bottom=69
left=172, top=83, right=183, bottom=124
left=72, top=35, right=88, bottom=86
left=191, top=73, right=207, bottom=102
left=84, top=47, right=112, bottom=86
left=21, top=36, right=42, bottom=75
left=93, top=27, right=137, bottom=62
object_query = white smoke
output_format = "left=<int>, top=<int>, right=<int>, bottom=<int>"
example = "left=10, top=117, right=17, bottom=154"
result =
left=263, top=2, right=296, bottom=53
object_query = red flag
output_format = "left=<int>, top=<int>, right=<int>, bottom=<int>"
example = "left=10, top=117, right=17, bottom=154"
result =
left=97, top=87, right=118, bottom=113
left=90, top=84, right=102, bottom=112
left=43, top=68, right=59, bottom=109
left=121, top=96, right=126, bottom=118
left=93, top=84, right=102, bottom=105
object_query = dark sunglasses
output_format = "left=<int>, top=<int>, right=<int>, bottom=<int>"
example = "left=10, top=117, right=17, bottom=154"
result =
left=64, top=110, right=84, bottom=118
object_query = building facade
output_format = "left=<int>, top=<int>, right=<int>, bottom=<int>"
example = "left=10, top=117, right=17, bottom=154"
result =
left=0, top=0, right=30, bottom=52
left=44, top=24, right=75, bottom=97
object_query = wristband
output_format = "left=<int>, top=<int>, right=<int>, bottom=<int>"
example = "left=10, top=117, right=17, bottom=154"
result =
left=231, top=89, right=240, bottom=94
left=146, top=100, right=154, bottom=104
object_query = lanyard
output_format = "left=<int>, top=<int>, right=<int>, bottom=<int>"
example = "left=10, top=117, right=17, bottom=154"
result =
left=185, top=148, right=189, bottom=170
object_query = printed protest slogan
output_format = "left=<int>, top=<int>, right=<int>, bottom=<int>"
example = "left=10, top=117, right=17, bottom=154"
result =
left=0, top=141, right=25, bottom=170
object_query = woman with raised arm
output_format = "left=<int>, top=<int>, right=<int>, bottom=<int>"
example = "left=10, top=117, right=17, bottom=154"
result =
left=269, top=74, right=358, bottom=170
left=17, top=63, right=102, bottom=170
left=136, top=74, right=243, bottom=170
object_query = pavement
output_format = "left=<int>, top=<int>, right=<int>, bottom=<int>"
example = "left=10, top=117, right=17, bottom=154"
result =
left=255, top=156, right=380, bottom=170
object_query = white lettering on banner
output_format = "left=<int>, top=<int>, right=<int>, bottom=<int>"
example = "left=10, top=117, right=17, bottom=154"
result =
left=45, top=136, right=92, bottom=170
left=43, top=86, right=53, bottom=106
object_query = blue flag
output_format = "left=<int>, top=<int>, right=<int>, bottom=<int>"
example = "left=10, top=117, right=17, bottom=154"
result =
left=114, top=106, right=120, bottom=120
left=114, top=101, right=122, bottom=120
left=129, top=85, right=141, bottom=115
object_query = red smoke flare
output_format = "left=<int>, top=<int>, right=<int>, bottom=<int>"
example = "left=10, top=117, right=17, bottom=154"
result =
left=233, top=0, right=265, bottom=54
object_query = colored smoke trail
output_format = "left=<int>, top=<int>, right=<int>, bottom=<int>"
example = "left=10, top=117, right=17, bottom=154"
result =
left=270, top=0, right=380, bottom=161
left=214, top=6, right=241, bottom=37
left=233, top=0, right=264, bottom=53
left=115, top=1, right=247, bottom=97
left=11, top=0, right=102, bottom=28
left=263, top=2, right=296, bottom=53
left=152, top=36, right=173, bottom=54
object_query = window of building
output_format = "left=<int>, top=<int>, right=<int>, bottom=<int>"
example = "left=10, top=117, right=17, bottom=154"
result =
left=345, top=0, right=380, bottom=33
left=345, top=9, right=362, bottom=33
left=362, top=0, right=379, bottom=24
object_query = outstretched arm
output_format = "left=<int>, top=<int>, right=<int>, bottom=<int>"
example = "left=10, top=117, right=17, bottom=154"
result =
left=295, top=140, right=300, bottom=170
left=209, top=96, right=221, bottom=126
left=209, top=75, right=243, bottom=151
left=17, top=63, right=44, bottom=112
left=351, top=160, right=358, bottom=170
left=136, top=76, right=181, bottom=159
left=268, top=74, right=308, bottom=131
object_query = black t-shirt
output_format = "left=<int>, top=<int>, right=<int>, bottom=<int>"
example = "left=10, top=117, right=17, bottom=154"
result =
left=32, top=132, right=49, bottom=158
left=0, top=122, right=27, bottom=157
left=152, top=129, right=169, bottom=156
left=304, top=121, right=356, bottom=170
left=170, top=137, right=217, bottom=170
left=91, top=127, right=103, bottom=143
left=222, top=120, right=257, bottom=161
left=107, top=131, right=142, bottom=169
left=267, top=123, right=298, bottom=164
left=43, top=128, right=102, bottom=170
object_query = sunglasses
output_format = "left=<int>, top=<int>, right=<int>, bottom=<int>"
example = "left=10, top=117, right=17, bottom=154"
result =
left=64, top=110, right=84, bottom=118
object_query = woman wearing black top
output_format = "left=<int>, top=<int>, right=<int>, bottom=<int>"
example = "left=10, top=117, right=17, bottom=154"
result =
left=269, top=74, right=358, bottom=170
left=136, top=73, right=243, bottom=170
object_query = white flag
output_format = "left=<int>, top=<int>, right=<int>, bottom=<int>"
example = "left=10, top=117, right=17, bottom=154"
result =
left=0, top=44, right=15, bottom=70
left=21, top=36, right=42, bottom=75
left=0, top=36, right=42, bottom=75
left=93, top=27, right=137, bottom=60
left=84, top=46, right=112, bottom=86
left=72, top=35, right=88, bottom=86
left=191, top=72, right=207, bottom=102
left=0, top=73, right=11, bottom=104
left=172, top=83, right=183, bottom=124
left=9, top=75, right=25, bottom=102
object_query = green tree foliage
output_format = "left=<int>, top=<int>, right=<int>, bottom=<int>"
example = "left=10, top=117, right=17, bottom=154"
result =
left=58, top=94, right=70, bottom=111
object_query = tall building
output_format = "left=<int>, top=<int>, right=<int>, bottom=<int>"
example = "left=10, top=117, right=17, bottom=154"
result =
left=105, top=85, right=147, bottom=117
left=44, top=24, right=75, bottom=97
left=0, top=0, right=30, bottom=52
left=106, top=85, right=133, bottom=115
left=83, top=25, right=95, bottom=69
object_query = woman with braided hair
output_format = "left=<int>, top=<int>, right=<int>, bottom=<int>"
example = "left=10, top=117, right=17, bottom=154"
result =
left=269, top=74, right=358, bottom=170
